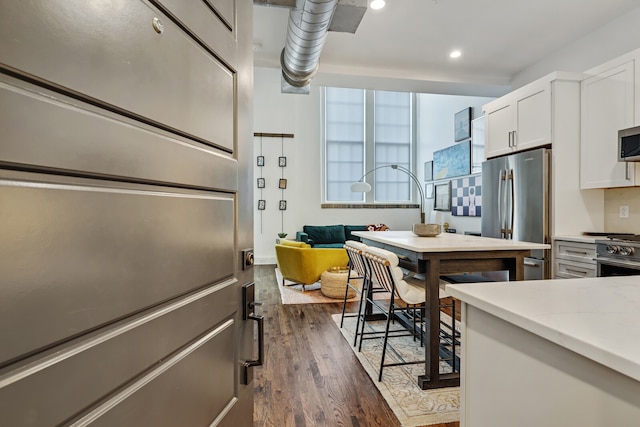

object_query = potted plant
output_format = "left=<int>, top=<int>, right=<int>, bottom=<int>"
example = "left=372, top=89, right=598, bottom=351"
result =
left=276, top=232, right=287, bottom=244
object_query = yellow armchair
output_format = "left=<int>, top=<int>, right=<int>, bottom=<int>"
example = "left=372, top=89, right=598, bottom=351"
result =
left=275, top=240, right=349, bottom=291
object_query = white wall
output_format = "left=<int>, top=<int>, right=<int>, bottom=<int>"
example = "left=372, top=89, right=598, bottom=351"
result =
left=512, top=6, right=640, bottom=88
left=416, top=94, right=495, bottom=234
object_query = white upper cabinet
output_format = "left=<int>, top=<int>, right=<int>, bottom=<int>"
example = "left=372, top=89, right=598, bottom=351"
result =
left=484, top=78, right=551, bottom=159
left=580, top=52, right=639, bottom=189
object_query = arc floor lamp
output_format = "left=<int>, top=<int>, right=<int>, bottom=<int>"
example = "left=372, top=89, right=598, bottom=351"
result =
left=351, top=164, right=442, bottom=236
left=350, top=164, right=425, bottom=224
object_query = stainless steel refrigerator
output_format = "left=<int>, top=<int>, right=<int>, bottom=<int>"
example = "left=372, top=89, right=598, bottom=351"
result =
left=481, top=148, right=550, bottom=280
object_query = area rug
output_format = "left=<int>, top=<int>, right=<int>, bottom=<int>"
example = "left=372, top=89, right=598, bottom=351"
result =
left=332, top=313, right=460, bottom=427
left=275, top=268, right=390, bottom=305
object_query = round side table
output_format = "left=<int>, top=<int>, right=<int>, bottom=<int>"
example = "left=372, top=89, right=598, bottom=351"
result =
left=320, top=268, right=361, bottom=299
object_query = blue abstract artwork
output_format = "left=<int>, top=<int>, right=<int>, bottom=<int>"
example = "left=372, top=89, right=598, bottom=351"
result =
left=433, top=140, right=471, bottom=180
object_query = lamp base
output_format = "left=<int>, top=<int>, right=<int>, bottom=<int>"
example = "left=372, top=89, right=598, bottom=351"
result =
left=412, top=223, right=441, bottom=237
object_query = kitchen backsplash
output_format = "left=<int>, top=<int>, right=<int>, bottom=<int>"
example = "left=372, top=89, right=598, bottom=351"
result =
left=605, top=187, right=640, bottom=233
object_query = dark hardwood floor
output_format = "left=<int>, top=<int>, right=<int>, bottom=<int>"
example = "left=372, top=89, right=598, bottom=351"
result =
left=252, top=265, right=460, bottom=427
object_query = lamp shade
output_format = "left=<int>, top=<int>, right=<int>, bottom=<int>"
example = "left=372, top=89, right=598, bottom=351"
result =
left=350, top=181, right=372, bottom=192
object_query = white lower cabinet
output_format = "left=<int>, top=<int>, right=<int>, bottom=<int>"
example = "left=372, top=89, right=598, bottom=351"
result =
left=553, top=238, right=596, bottom=278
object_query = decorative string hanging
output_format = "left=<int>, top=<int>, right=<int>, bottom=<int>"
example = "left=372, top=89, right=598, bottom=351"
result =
left=253, top=132, right=294, bottom=236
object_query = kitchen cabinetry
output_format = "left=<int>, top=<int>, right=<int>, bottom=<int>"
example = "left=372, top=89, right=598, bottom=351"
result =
left=553, top=237, right=597, bottom=279
left=580, top=49, right=640, bottom=189
left=448, top=278, right=640, bottom=427
left=484, top=72, right=603, bottom=237
left=483, top=77, right=552, bottom=158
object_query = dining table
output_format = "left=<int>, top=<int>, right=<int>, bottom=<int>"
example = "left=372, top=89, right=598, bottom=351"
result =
left=351, top=230, right=550, bottom=390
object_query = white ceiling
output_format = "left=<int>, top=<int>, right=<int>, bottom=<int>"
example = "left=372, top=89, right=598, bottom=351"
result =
left=253, top=0, right=639, bottom=94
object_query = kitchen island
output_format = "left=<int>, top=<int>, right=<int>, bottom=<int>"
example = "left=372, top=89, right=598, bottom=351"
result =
left=446, top=276, right=640, bottom=427
left=352, top=230, right=549, bottom=389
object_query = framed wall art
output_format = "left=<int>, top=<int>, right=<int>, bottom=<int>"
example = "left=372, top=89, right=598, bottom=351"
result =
left=451, top=174, right=482, bottom=217
left=279, top=200, right=287, bottom=210
left=257, top=155, right=264, bottom=166
left=433, top=140, right=471, bottom=179
left=278, top=156, right=287, bottom=167
left=424, top=160, right=433, bottom=181
left=425, top=183, right=434, bottom=199
left=257, top=200, right=266, bottom=210
left=434, top=181, right=451, bottom=211
left=279, top=178, right=287, bottom=189
left=257, top=178, right=265, bottom=188
left=454, top=107, right=472, bottom=142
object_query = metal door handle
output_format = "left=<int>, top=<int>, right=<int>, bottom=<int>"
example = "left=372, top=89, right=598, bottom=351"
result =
left=524, top=261, right=539, bottom=267
left=242, top=283, right=264, bottom=384
left=508, top=169, right=515, bottom=239
left=245, top=313, right=264, bottom=368
left=498, top=170, right=506, bottom=238
left=566, top=268, right=587, bottom=276
left=626, top=161, right=630, bottom=180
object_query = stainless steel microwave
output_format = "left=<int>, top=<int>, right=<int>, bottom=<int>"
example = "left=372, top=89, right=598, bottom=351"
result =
left=619, top=125, right=640, bottom=161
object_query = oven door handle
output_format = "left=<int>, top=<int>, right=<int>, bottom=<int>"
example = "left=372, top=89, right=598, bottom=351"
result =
left=596, top=258, right=640, bottom=270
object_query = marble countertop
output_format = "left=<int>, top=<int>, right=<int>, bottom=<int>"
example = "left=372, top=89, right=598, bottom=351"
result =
left=352, top=230, right=550, bottom=253
left=446, top=276, right=640, bottom=382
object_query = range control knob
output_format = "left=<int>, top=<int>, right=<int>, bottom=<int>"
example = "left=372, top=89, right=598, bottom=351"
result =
left=619, top=246, right=635, bottom=256
left=606, top=245, right=620, bottom=255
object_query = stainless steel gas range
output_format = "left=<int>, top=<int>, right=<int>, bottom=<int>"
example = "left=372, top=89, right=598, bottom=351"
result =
left=595, top=235, right=640, bottom=276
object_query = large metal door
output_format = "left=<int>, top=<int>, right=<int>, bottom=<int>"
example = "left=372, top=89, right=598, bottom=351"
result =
left=0, top=0, right=256, bottom=425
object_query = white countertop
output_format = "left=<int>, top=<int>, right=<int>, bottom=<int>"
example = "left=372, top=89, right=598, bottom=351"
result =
left=446, top=276, right=640, bottom=382
left=352, top=230, right=550, bottom=253
left=554, top=235, right=598, bottom=244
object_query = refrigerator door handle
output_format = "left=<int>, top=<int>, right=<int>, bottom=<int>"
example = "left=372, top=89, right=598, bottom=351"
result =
left=507, top=169, right=515, bottom=239
left=498, top=169, right=506, bottom=239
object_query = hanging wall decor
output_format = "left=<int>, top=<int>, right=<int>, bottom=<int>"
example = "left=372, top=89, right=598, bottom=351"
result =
left=434, top=181, right=451, bottom=211
left=454, top=107, right=472, bottom=142
left=425, top=183, right=434, bottom=199
left=253, top=132, right=294, bottom=236
left=451, top=174, right=482, bottom=216
left=433, top=140, right=471, bottom=179
left=424, top=160, right=433, bottom=181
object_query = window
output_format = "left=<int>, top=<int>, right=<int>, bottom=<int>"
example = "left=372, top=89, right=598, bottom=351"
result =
left=325, top=87, right=365, bottom=202
left=324, top=87, right=415, bottom=203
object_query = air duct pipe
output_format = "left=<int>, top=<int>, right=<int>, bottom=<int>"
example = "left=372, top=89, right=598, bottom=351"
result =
left=280, top=0, right=339, bottom=91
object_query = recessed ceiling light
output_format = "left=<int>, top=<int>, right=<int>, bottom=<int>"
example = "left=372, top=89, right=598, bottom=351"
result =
left=450, top=50, right=462, bottom=59
left=370, top=0, right=385, bottom=10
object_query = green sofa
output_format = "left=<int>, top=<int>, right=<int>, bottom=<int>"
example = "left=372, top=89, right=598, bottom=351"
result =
left=296, top=224, right=370, bottom=248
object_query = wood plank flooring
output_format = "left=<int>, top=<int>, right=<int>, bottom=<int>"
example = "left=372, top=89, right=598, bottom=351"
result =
left=253, top=265, right=460, bottom=427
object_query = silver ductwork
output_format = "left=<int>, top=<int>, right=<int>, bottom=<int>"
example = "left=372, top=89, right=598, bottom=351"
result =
left=255, top=0, right=368, bottom=93
left=280, top=0, right=339, bottom=91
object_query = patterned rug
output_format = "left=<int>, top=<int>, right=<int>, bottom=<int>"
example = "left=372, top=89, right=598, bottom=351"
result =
left=275, top=268, right=390, bottom=305
left=332, top=313, right=460, bottom=427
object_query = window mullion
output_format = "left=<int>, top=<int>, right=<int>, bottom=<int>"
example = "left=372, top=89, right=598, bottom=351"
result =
left=364, top=89, right=375, bottom=204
